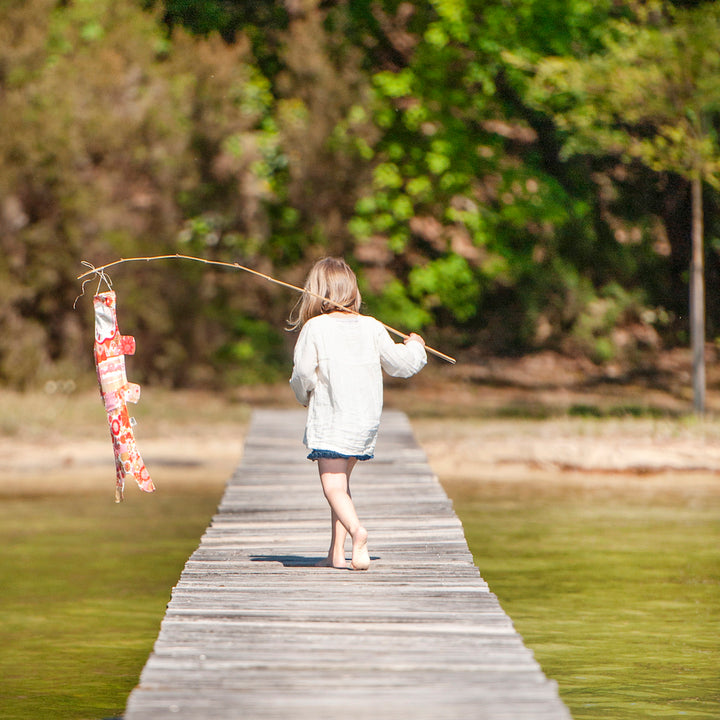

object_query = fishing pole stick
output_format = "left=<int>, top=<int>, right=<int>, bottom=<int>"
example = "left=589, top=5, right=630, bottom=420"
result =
left=77, top=254, right=457, bottom=364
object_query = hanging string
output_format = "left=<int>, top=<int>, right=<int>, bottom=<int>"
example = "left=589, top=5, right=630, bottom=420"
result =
left=73, top=261, right=114, bottom=309
left=76, top=253, right=456, bottom=364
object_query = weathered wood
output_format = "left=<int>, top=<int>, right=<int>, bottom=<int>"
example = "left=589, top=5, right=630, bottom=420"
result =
left=124, top=409, right=572, bottom=720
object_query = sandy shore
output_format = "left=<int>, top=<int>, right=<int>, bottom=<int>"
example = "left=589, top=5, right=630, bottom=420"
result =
left=1, top=426, right=245, bottom=496
left=4, top=412, right=720, bottom=504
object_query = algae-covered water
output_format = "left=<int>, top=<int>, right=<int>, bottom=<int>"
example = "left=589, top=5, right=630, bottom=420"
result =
left=0, top=451, right=717, bottom=719
left=0, top=489, right=223, bottom=720
left=444, top=475, right=720, bottom=720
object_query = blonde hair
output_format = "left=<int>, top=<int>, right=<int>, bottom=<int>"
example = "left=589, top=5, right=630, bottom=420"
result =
left=288, top=257, right=361, bottom=330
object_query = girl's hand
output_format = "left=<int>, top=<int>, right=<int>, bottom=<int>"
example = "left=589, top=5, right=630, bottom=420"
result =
left=404, top=333, right=425, bottom=347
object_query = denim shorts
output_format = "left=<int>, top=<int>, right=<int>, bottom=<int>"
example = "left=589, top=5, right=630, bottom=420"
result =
left=307, top=449, right=374, bottom=462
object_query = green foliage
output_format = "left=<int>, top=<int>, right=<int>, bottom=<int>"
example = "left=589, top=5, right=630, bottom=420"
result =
left=529, top=2, right=720, bottom=185
left=360, top=278, right=432, bottom=332
left=0, top=0, right=295, bottom=387
left=2, top=0, right=719, bottom=387
left=409, top=254, right=481, bottom=322
left=568, top=282, right=656, bottom=364
left=215, top=316, right=286, bottom=385
left=344, top=0, right=640, bottom=347
left=147, top=0, right=290, bottom=77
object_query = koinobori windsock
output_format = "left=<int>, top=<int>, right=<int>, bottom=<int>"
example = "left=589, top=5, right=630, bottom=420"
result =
left=93, top=290, right=154, bottom=502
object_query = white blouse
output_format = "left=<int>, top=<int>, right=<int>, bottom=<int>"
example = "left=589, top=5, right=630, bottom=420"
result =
left=290, top=313, right=427, bottom=456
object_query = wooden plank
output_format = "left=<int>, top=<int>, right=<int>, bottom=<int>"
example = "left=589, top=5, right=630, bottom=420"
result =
left=124, top=409, right=571, bottom=720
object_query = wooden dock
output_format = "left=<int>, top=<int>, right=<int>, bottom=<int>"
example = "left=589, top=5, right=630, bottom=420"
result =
left=124, top=409, right=571, bottom=720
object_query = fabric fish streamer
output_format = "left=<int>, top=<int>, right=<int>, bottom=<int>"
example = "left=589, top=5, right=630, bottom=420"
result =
left=93, top=290, right=154, bottom=502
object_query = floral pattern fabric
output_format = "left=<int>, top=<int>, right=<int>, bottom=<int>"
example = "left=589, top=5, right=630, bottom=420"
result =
left=93, top=291, right=154, bottom=502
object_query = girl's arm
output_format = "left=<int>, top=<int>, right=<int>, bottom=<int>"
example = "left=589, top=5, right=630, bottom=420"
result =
left=376, top=325, right=427, bottom=378
left=289, top=323, right=318, bottom=406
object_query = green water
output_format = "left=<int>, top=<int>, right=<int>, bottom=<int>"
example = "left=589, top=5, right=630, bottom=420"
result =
left=0, top=488, right=223, bottom=720
left=444, top=478, right=720, bottom=720
left=0, top=474, right=717, bottom=719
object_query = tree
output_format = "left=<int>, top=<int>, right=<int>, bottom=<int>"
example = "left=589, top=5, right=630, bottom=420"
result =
left=343, top=0, right=663, bottom=357
left=528, top=1, right=720, bottom=412
left=0, top=0, right=289, bottom=386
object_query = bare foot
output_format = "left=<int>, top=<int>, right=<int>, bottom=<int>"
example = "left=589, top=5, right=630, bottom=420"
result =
left=315, top=556, right=348, bottom=569
left=351, top=527, right=370, bottom=571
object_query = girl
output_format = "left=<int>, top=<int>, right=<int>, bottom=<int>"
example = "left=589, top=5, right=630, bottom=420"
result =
left=289, top=257, right=427, bottom=570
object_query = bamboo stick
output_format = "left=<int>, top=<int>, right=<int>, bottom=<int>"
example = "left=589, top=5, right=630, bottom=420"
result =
left=77, top=254, right=457, bottom=364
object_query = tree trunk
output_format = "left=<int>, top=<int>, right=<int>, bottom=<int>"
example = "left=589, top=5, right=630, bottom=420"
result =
left=690, top=174, right=705, bottom=414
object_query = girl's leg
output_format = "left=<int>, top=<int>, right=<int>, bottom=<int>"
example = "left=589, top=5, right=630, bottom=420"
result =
left=319, top=508, right=347, bottom=568
left=317, top=457, right=369, bottom=570
left=322, top=458, right=357, bottom=567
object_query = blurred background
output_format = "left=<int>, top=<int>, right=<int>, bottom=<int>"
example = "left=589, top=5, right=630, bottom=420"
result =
left=1, top=0, right=719, bottom=402
left=2, top=3, right=720, bottom=719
